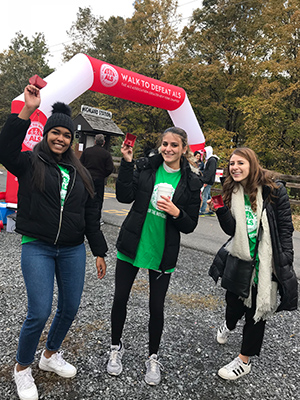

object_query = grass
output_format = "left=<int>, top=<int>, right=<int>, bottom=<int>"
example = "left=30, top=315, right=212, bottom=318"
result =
left=293, top=214, right=300, bottom=231
left=168, top=293, right=223, bottom=310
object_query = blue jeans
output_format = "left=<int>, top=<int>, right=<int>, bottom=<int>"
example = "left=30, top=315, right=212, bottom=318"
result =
left=17, top=240, right=86, bottom=366
left=200, top=184, right=212, bottom=213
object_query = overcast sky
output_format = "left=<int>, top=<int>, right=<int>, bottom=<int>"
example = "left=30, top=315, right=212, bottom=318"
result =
left=1, top=0, right=201, bottom=69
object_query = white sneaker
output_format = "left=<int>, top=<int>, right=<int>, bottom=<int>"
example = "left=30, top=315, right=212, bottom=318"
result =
left=14, top=364, right=38, bottom=400
left=217, top=321, right=230, bottom=344
left=39, top=350, right=76, bottom=378
left=218, top=356, right=251, bottom=380
left=145, top=354, right=163, bottom=385
left=107, top=342, right=125, bottom=376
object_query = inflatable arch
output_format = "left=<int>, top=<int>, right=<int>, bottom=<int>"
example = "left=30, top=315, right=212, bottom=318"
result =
left=4, top=53, right=205, bottom=204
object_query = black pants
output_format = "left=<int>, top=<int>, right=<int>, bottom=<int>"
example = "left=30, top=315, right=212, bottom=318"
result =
left=93, top=178, right=105, bottom=220
left=111, top=259, right=171, bottom=355
left=225, top=286, right=266, bottom=357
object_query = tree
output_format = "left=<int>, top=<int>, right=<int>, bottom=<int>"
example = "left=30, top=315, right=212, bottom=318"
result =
left=0, top=32, right=53, bottom=127
left=93, top=16, right=128, bottom=67
left=237, top=0, right=300, bottom=173
left=171, top=0, right=300, bottom=172
left=171, top=0, right=264, bottom=141
left=124, top=0, right=180, bottom=79
left=63, top=7, right=103, bottom=61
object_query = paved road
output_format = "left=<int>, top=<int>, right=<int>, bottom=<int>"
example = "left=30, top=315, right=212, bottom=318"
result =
left=1, top=167, right=299, bottom=278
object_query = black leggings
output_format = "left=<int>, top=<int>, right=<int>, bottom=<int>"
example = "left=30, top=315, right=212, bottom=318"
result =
left=111, top=259, right=171, bottom=355
left=225, top=286, right=266, bottom=357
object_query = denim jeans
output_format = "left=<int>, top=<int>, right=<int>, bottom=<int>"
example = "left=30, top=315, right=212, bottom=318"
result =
left=200, top=184, right=212, bottom=213
left=16, top=240, right=86, bottom=366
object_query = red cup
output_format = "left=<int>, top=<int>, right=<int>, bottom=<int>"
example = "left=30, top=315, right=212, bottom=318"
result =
left=29, top=74, right=47, bottom=89
left=124, top=133, right=136, bottom=147
left=0, top=220, right=3, bottom=231
left=211, top=195, right=224, bottom=209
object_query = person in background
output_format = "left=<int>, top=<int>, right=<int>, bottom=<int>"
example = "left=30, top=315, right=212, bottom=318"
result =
left=80, top=134, right=114, bottom=223
left=0, top=85, right=108, bottom=400
left=209, top=147, right=297, bottom=380
left=193, top=150, right=204, bottom=173
left=106, top=127, right=201, bottom=386
left=199, top=146, right=219, bottom=216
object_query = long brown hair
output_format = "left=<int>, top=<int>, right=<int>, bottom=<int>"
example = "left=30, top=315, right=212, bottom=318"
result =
left=222, top=147, right=278, bottom=211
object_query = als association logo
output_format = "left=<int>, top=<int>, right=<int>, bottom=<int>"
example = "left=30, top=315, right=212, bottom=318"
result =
left=23, top=121, right=44, bottom=150
left=100, top=64, right=119, bottom=87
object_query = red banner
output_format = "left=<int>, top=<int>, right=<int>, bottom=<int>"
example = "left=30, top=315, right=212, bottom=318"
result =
left=87, top=56, right=186, bottom=111
left=6, top=53, right=204, bottom=204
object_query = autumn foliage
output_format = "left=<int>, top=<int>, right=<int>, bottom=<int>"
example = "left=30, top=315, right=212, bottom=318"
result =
left=1, top=0, right=300, bottom=173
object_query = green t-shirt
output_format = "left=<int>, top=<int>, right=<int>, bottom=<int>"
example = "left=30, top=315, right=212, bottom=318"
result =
left=118, top=163, right=181, bottom=273
left=244, top=195, right=259, bottom=284
left=58, top=165, right=70, bottom=207
left=22, top=165, right=70, bottom=245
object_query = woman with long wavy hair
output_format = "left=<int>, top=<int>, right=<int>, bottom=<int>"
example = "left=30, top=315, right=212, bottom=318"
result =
left=209, top=147, right=297, bottom=380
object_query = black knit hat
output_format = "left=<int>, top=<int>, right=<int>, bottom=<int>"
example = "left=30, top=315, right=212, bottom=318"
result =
left=43, top=102, right=74, bottom=140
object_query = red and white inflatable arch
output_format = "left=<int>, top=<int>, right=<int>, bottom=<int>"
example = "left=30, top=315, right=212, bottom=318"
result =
left=4, top=53, right=204, bottom=203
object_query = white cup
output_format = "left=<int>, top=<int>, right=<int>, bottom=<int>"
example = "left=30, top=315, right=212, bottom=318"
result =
left=157, top=183, right=173, bottom=200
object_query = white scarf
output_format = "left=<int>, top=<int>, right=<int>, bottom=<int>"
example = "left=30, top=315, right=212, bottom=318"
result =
left=226, top=185, right=278, bottom=322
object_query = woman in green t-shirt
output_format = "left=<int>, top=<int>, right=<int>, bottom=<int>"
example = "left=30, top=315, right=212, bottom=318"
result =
left=107, top=127, right=201, bottom=385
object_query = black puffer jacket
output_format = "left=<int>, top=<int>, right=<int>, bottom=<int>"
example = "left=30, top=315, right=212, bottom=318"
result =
left=116, top=154, right=201, bottom=272
left=199, top=156, right=218, bottom=186
left=0, top=114, right=108, bottom=257
left=209, top=183, right=298, bottom=312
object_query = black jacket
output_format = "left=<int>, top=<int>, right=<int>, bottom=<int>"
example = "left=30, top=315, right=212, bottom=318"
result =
left=209, top=183, right=297, bottom=312
left=199, top=156, right=218, bottom=186
left=116, top=154, right=201, bottom=272
left=80, top=144, right=114, bottom=180
left=0, top=114, right=108, bottom=257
